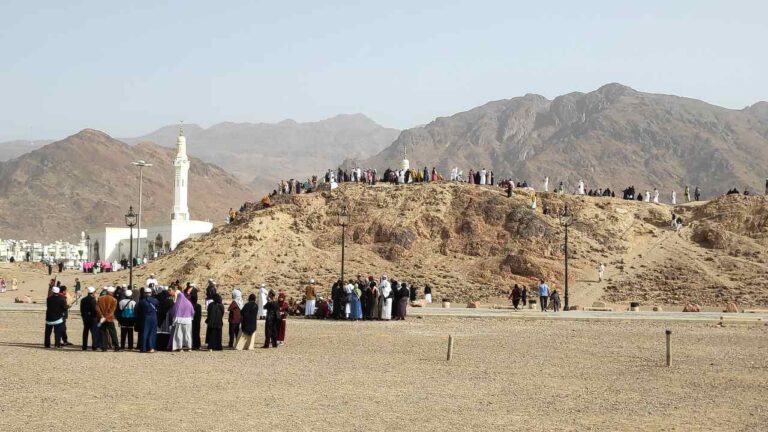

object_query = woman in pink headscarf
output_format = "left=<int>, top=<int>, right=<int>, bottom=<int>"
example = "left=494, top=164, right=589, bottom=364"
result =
left=168, top=286, right=194, bottom=351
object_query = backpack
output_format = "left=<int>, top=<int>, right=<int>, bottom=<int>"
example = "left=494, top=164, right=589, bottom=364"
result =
left=121, top=301, right=135, bottom=319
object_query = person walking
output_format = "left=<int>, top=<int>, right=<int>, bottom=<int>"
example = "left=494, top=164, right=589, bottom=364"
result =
left=550, top=289, right=561, bottom=312
left=424, top=284, right=433, bottom=304
left=206, top=294, right=225, bottom=351
left=80, top=287, right=98, bottom=350
left=538, top=280, right=550, bottom=312
left=521, top=286, right=528, bottom=307
left=510, top=284, right=522, bottom=310
left=96, top=286, right=120, bottom=351
left=597, top=263, right=605, bottom=282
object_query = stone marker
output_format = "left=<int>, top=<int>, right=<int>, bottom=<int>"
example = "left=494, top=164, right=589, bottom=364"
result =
left=723, top=303, right=739, bottom=313
left=466, top=301, right=479, bottom=309
left=682, top=303, right=701, bottom=312
left=14, top=295, right=32, bottom=304
left=592, top=301, right=607, bottom=308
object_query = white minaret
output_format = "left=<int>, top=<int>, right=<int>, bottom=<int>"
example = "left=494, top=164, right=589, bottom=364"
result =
left=171, top=123, right=190, bottom=221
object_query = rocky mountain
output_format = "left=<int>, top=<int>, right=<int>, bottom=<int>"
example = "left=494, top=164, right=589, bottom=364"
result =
left=0, top=129, right=253, bottom=242
left=115, top=182, right=768, bottom=308
left=355, top=84, right=768, bottom=198
left=123, top=114, right=400, bottom=192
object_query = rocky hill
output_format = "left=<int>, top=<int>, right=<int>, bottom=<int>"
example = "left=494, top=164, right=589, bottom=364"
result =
left=0, top=129, right=254, bottom=242
left=123, top=114, right=400, bottom=192
left=122, top=182, right=768, bottom=308
left=356, top=84, right=768, bottom=199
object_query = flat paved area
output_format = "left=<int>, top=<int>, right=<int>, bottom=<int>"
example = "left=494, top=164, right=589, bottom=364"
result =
left=0, top=310, right=766, bottom=431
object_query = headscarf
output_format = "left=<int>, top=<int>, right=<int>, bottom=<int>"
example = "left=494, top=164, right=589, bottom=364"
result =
left=169, top=289, right=195, bottom=321
left=232, top=288, right=244, bottom=309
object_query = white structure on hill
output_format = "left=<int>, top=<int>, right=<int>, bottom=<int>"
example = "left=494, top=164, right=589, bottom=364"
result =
left=85, top=127, right=213, bottom=262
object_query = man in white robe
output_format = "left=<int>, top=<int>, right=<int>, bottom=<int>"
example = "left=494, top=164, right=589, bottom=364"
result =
left=479, top=169, right=487, bottom=185
left=644, top=191, right=651, bottom=202
left=257, top=284, right=268, bottom=319
left=671, top=190, right=677, bottom=205
left=379, top=276, right=392, bottom=320
left=653, top=189, right=660, bottom=203
left=578, top=180, right=585, bottom=195
left=544, top=176, right=549, bottom=192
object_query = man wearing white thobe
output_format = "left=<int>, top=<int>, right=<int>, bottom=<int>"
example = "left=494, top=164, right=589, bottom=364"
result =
left=479, top=169, right=487, bottom=185
left=257, top=284, right=268, bottom=319
left=304, top=279, right=317, bottom=317
left=544, top=176, right=549, bottom=192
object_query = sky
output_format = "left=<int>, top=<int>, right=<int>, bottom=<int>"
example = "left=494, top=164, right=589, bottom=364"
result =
left=0, top=0, right=766, bottom=141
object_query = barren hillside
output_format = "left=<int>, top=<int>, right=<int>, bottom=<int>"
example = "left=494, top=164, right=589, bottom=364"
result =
left=121, top=183, right=768, bottom=308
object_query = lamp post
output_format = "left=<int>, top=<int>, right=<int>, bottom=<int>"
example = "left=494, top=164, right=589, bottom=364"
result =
left=132, top=160, right=152, bottom=261
left=125, top=206, right=137, bottom=290
left=85, top=234, right=90, bottom=262
left=559, top=205, right=573, bottom=311
left=338, top=206, right=349, bottom=284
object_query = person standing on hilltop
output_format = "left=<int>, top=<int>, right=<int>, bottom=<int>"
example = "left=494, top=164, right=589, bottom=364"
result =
left=694, top=187, right=701, bottom=201
left=671, top=190, right=677, bottom=205
left=578, top=180, right=585, bottom=195
left=765, top=178, right=768, bottom=195
left=685, top=185, right=691, bottom=202
left=538, top=280, right=550, bottom=312
left=544, top=176, right=549, bottom=192
left=653, top=188, right=660, bottom=204
left=480, top=168, right=487, bottom=185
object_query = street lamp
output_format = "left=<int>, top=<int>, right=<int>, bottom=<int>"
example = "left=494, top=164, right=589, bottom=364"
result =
left=338, top=205, right=350, bottom=284
left=559, top=205, right=573, bottom=311
left=85, top=234, right=91, bottom=262
left=132, top=160, right=152, bottom=261
left=125, top=206, right=137, bottom=291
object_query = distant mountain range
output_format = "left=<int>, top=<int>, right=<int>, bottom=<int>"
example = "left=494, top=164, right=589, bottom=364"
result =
left=0, top=129, right=253, bottom=242
left=357, top=84, right=768, bottom=197
left=122, top=114, right=400, bottom=192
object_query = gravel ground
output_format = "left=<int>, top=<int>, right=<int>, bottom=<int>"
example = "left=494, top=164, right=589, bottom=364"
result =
left=0, top=312, right=766, bottom=431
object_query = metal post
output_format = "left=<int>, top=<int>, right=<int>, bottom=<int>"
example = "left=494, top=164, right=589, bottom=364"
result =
left=137, top=166, right=143, bottom=261
left=564, top=223, right=569, bottom=311
left=447, top=335, right=454, bottom=361
left=665, top=329, right=672, bottom=366
left=340, top=225, right=346, bottom=283
left=128, top=227, right=134, bottom=291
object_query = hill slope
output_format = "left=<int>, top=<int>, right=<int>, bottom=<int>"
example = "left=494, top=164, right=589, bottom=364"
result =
left=357, top=84, right=768, bottom=198
left=123, top=114, right=400, bottom=192
left=127, top=183, right=768, bottom=308
left=0, top=129, right=253, bottom=241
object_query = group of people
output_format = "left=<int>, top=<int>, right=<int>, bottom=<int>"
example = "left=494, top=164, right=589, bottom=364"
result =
left=507, top=279, right=562, bottom=312
left=45, top=276, right=292, bottom=352
left=289, top=276, right=433, bottom=321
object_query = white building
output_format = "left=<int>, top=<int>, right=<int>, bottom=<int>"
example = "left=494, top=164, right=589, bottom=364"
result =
left=1, top=236, right=86, bottom=263
left=83, top=127, right=213, bottom=262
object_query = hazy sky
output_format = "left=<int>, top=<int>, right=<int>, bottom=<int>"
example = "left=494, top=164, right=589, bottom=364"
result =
left=1, top=0, right=766, bottom=141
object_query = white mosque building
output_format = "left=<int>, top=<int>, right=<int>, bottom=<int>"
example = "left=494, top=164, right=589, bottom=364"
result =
left=85, top=127, right=213, bottom=262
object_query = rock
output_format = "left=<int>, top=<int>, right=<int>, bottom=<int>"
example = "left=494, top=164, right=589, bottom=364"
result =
left=723, top=302, right=739, bottom=313
left=652, top=306, right=663, bottom=312
left=592, top=301, right=606, bottom=308
left=14, top=295, right=32, bottom=304
left=568, top=305, right=581, bottom=311
left=442, top=301, right=451, bottom=309
left=466, top=301, right=479, bottom=308
left=682, top=303, right=701, bottom=312
left=411, top=299, right=426, bottom=308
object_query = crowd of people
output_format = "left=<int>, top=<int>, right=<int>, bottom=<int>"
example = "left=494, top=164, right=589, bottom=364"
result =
left=43, top=274, right=438, bottom=353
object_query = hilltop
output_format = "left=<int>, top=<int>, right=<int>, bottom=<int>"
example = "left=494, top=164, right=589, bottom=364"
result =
left=125, top=182, right=768, bottom=308
left=356, top=83, right=768, bottom=198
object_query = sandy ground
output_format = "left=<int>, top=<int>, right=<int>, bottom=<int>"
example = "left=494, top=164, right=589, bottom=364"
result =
left=0, top=311, right=765, bottom=431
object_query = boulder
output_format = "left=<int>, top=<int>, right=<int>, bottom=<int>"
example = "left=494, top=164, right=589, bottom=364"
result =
left=466, top=301, right=479, bottom=309
left=682, top=303, right=701, bottom=312
left=411, top=300, right=426, bottom=308
left=14, top=295, right=32, bottom=304
left=592, top=301, right=607, bottom=308
left=652, top=306, right=663, bottom=312
left=568, top=305, right=581, bottom=311
left=723, top=303, right=739, bottom=313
